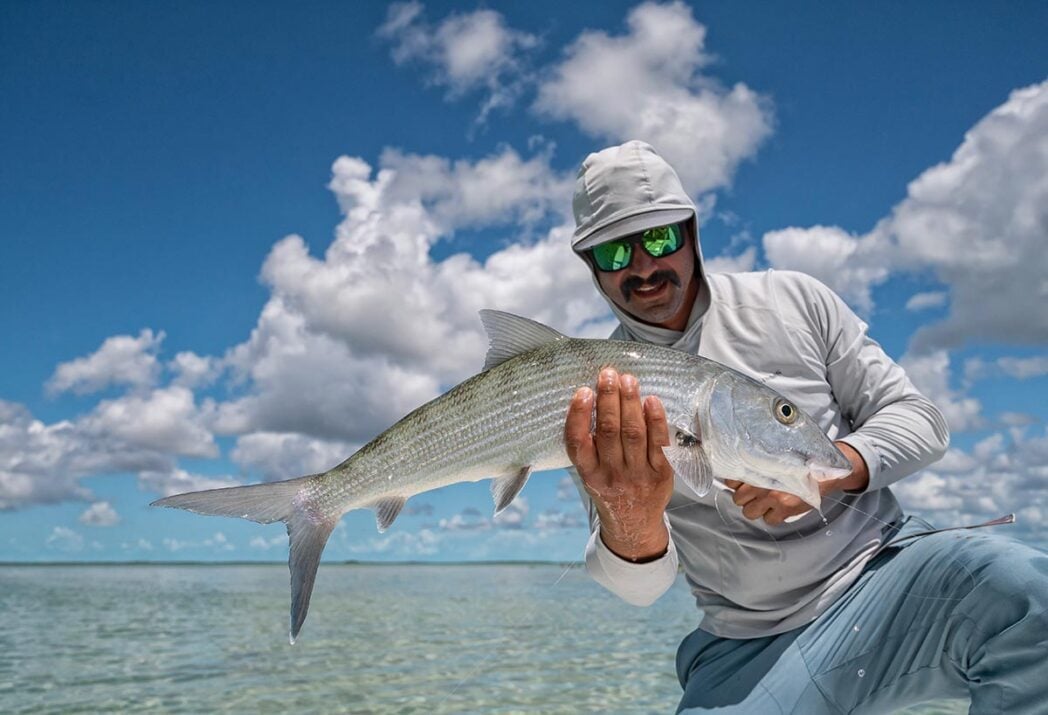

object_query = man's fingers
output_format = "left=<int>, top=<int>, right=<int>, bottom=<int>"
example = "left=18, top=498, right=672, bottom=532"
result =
left=618, top=374, right=647, bottom=469
left=732, top=484, right=768, bottom=507
left=564, top=387, right=598, bottom=475
left=644, top=395, right=670, bottom=471
left=594, top=368, right=624, bottom=468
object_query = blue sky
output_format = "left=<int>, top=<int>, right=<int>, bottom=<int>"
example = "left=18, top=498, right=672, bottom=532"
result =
left=1, top=1, right=1046, bottom=562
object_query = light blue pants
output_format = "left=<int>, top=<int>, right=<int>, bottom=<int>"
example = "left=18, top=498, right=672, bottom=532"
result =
left=676, top=518, right=1048, bottom=714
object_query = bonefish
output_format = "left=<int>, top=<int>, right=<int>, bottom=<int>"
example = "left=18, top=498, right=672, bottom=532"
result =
left=152, top=310, right=852, bottom=642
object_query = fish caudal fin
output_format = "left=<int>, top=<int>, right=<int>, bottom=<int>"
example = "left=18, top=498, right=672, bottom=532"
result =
left=151, top=475, right=336, bottom=644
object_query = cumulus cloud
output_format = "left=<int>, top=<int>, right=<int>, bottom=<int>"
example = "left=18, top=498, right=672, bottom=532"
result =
left=163, top=531, right=234, bottom=553
left=169, top=351, right=220, bottom=388
left=79, top=501, right=120, bottom=527
left=378, top=2, right=537, bottom=121
left=82, top=386, right=216, bottom=458
left=762, top=226, right=892, bottom=315
left=231, top=431, right=352, bottom=482
left=891, top=82, right=1048, bottom=351
left=45, top=526, right=84, bottom=552
left=534, top=508, right=586, bottom=530
left=894, top=425, right=1048, bottom=548
left=0, top=399, right=176, bottom=509
left=763, top=82, right=1048, bottom=350
left=905, top=291, right=948, bottom=312
left=534, top=1, right=773, bottom=195
left=218, top=149, right=605, bottom=444
left=704, top=246, right=757, bottom=275
left=138, top=468, right=241, bottom=499
left=46, top=329, right=163, bottom=396
left=900, top=351, right=983, bottom=432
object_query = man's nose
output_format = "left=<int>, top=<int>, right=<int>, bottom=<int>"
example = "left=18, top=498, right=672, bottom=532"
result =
left=629, top=244, right=658, bottom=274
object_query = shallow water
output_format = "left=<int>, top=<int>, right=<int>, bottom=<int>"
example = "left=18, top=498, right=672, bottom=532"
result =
left=0, top=564, right=965, bottom=713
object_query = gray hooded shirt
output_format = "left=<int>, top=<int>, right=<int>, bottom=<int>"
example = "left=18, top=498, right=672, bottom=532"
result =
left=570, top=141, right=949, bottom=638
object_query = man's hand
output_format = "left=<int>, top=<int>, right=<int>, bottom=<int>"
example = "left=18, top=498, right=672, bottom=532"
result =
left=725, top=441, right=871, bottom=526
left=564, top=368, right=674, bottom=562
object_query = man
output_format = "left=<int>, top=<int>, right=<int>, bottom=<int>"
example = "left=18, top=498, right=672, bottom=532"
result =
left=564, top=140, right=1048, bottom=713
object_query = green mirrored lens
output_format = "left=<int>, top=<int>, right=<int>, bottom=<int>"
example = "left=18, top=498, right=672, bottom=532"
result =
left=591, top=223, right=684, bottom=271
left=642, top=224, right=682, bottom=257
left=592, top=240, right=632, bottom=271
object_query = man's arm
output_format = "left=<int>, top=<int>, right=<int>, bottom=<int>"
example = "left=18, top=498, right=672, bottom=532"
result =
left=564, top=368, right=679, bottom=605
left=728, top=273, right=949, bottom=525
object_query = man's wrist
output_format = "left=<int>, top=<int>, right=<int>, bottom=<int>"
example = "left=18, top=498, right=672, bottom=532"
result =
left=599, top=521, right=669, bottom=563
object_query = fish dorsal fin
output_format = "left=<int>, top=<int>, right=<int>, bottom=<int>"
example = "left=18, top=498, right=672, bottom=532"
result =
left=369, top=496, right=407, bottom=533
left=491, top=465, right=532, bottom=514
left=479, top=310, right=566, bottom=371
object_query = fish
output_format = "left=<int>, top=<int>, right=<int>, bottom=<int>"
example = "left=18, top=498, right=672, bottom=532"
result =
left=152, top=310, right=852, bottom=642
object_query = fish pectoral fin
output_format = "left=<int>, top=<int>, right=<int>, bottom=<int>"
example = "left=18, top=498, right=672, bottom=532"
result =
left=479, top=310, right=566, bottom=371
left=663, top=437, right=713, bottom=498
left=368, top=496, right=408, bottom=533
left=491, top=465, right=533, bottom=514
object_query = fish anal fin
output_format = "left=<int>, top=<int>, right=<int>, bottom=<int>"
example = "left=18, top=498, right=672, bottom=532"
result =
left=491, top=465, right=532, bottom=514
left=369, top=496, right=407, bottom=533
left=479, top=310, right=565, bottom=371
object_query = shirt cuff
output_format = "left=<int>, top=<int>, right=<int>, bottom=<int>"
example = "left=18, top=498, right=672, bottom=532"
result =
left=584, top=513, right=678, bottom=607
left=837, top=433, right=884, bottom=492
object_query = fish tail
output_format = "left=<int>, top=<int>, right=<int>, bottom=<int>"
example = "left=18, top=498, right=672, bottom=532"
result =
left=151, top=474, right=336, bottom=644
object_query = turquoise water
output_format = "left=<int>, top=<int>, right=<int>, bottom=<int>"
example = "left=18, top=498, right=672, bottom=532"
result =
left=0, top=564, right=966, bottom=713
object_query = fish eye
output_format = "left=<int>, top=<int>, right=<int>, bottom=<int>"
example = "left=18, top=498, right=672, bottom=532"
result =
left=773, top=398, right=798, bottom=425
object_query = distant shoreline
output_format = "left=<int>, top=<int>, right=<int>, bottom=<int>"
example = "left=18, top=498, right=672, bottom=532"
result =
left=0, top=559, right=583, bottom=567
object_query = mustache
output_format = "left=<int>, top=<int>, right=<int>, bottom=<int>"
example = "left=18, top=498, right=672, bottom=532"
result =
left=621, top=270, right=681, bottom=302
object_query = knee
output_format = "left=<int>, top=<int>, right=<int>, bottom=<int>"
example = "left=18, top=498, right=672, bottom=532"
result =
left=953, top=533, right=1048, bottom=615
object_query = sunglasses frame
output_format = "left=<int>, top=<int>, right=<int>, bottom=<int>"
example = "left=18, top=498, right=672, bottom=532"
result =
left=589, top=223, right=686, bottom=273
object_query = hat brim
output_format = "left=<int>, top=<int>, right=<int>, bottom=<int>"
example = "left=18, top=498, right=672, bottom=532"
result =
left=572, top=207, right=694, bottom=252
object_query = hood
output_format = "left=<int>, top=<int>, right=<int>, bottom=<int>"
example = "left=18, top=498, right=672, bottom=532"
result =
left=572, top=140, right=710, bottom=350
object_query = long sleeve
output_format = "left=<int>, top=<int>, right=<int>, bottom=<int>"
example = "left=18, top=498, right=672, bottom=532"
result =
left=569, top=467, right=678, bottom=606
left=799, top=275, right=950, bottom=491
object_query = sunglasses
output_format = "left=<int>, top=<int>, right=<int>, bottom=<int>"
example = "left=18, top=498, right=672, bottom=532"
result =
left=590, top=223, right=686, bottom=272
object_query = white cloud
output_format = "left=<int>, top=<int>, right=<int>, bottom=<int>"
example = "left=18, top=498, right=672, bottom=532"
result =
left=900, top=351, right=983, bottom=432
left=79, top=501, right=119, bottom=527
left=162, top=531, right=234, bottom=553
left=534, top=1, right=772, bottom=195
left=890, top=82, right=1048, bottom=350
left=249, top=534, right=288, bottom=550
left=231, top=432, right=352, bottom=482
left=82, top=386, right=216, bottom=458
left=215, top=149, right=605, bottom=444
left=46, top=329, right=163, bottom=396
left=895, top=425, right=1048, bottom=548
left=138, top=468, right=240, bottom=499
left=45, top=526, right=84, bottom=552
left=762, top=225, right=892, bottom=315
left=347, top=527, right=441, bottom=556
left=996, top=356, right=1048, bottom=380
left=760, top=81, right=1048, bottom=350
left=534, top=508, right=586, bottom=530
left=169, top=351, right=220, bottom=388
left=905, top=291, right=948, bottom=311
left=0, top=399, right=171, bottom=509
left=378, top=2, right=537, bottom=121
left=704, top=246, right=757, bottom=275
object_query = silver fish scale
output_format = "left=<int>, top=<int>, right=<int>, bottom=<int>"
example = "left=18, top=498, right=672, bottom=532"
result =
left=319, top=338, right=717, bottom=513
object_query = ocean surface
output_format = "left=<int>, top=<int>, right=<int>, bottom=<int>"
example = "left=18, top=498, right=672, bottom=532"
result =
left=0, top=564, right=967, bottom=714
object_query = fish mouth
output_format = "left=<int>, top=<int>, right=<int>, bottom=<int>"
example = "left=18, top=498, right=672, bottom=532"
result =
left=806, top=459, right=853, bottom=482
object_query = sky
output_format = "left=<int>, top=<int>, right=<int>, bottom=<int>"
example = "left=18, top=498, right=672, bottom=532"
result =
left=1, top=1, right=1046, bottom=563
